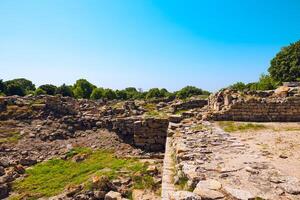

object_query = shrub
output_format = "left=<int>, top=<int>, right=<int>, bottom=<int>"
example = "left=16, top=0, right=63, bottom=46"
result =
left=34, top=88, right=46, bottom=96
left=4, top=78, right=35, bottom=96
left=176, top=86, right=208, bottom=99
left=269, top=40, right=300, bottom=82
left=56, top=84, right=74, bottom=97
left=38, top=84, right=57, bottom=95
left=103, top=89, right=116, bottom=100
left=90, top=88, right=105, bottom=100
left=229, top=82, right=247, bottom=91
left=115, top=90, right=128, bottom=100
left=73, top=79, right=96, bottom=99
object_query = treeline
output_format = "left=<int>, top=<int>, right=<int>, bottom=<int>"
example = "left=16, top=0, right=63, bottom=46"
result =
left=0, top=78, right=210, bottom=100
left=229, top=40, right=300, bottom=91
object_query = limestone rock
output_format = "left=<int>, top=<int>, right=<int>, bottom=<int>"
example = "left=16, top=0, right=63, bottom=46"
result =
left=170, top=191, right=202, bottom=200
left=105, top=191, right=122, bottom=200
left=193, top=188, right=224, bottom=200
left=223, top=186, right=255, bottom=200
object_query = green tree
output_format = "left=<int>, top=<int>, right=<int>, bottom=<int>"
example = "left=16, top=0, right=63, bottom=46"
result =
left=251, top=74, right=277, bottom=90
left=103, top=89, right=116, bottom=100
left=5, top=82, right=25, bottom=96
left=38, top=84, right=57, bottom=95
left=34, top=88, right=46, bottom=96
left=4, top=78, right=35, bottom=96
left=229, top=82, right=247, bottom=91
left=124, top=87, right=139, bottom=99
left=90, top=88, right=105, bottom=100
left=73, top=79, right=96, bottom=99
left=115, top=90, right=128, bottom=100
left=176, top=86, right=207, bottom=99
left=0, top=79, right=5, bottom=94
left=269, top=40, right=300, bottom=82
left=146, top=88, right=170, bottom=99
left=56, top=84, right=74, bottom=97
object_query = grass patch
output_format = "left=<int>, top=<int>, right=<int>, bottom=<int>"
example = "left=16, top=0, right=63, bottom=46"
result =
left=218, top=121, right=266, bottom=132
left=0, top=130, right=21, bottom=144
left=143, top=103, right=156, bottom=112
left=174, top=109, right=188, bottom=115
left=144, top=110, right=168, bottom=119
left=191, top=124, right=209, bottom=132
left=12, top=148, right=156, bottom=199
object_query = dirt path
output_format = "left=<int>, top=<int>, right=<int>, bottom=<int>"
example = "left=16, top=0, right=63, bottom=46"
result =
left=171, top=120, right=300, bottom=200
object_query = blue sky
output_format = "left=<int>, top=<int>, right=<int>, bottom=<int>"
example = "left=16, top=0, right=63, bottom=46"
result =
left=1, top=0, right=300, bottom=91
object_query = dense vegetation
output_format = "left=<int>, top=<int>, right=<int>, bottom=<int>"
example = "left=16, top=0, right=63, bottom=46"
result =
left=0, top=78, right=210, bottom=100
left=229, top=40, right=300, bottom=91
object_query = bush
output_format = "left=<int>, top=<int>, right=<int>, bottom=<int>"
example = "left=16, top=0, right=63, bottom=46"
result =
left=229, top=82, right=247, bottom=91
left=90, top=88, right=105, bottom=100
left=115, top=90, right=128, bottom=100
left=73, top=79, right=96, bottom=99
left=145, top=88, right=170, bottom=99
left=38, top=84, right=57, bottom=95
left=176, top=86, right=208, bottom=99
left=34, top=88, right=46, bottom=96
left=269, top=40, right=300, bottom=82
left=56, top=84, right=74, bottom=97
left=4, top=78, right=35, bottom=96
left=0, top=79, right=5, bottom=93
left=103, top=89, right=116, bottom=100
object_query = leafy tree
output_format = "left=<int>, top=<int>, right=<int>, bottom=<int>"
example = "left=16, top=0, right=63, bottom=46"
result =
left=146, top=88, right=170, bottom=99
left=269, top=40, right=300, bottom=82
left=124, top=87, right=139, bottom=99
left=229, top=82, right=247, bottom=91
left=5, top=82, right=25, bottom=96
left=176, top=86, right=207, bottom=99
left=90, top=88, right=105, bottom=100
left=0, top=79, right=5, bottom=94
left=34, top=88, right=46, bottom=96
left=103, top=89, right=116, bottom=100
left=38, top=84, right=57, bottom=95
left=250, top=74, right=277, bottom=90
left=115, top=90, right=128, bottom=100
left=56, top=84, right=74, bottom=97
left=73, top=79, right=96, bottom=99
left=4, top=78, right=35, bottom=96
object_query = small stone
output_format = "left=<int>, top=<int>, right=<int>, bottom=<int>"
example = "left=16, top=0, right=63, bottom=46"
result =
left=279, top=154, right=288, bottom=159
left=224, top=186, right=255, bottom=200
left=195, top=179, right=222, bottom=190
left=193, top=188, right=224, bottom=199
left=170, top=190, right=202, bottom=200
left=245, top=166, right=259, bottom=174
left=105, top=191, right=122, bottom=200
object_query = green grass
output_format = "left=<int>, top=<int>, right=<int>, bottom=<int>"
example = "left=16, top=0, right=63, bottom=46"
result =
left=191, top=124, right=209, bottom=132
left=12, top=148, right=156, bottom=199
left=174, top=109, right=188, bottom=115
left=218, top=121, right=266, bottom=132
left=0, top=130, right=21, bottom=144
left=144, top=110, right=168, bottom=119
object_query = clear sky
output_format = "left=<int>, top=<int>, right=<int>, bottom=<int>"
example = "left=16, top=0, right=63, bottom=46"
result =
left=1, top=0, right=300, bottom=91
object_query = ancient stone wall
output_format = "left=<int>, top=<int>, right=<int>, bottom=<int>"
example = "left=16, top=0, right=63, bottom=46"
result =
left=207, top=88, right=300, bottom=122
left=172, top=99, right=207, bottom=112
left=111, top=117, right=169, bottom=151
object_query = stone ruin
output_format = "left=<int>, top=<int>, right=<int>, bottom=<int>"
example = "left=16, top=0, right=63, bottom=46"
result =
left=205, top=85, right=300, bottom=122
left=0, top=95, right=169, bottom=151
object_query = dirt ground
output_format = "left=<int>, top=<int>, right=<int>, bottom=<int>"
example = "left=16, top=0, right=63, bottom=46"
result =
left=227, top=122, right=300, bottom=179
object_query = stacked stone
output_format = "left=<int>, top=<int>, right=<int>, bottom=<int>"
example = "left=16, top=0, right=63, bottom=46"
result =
left=207, top=88, right=300, bottom=122
left=133, top=118, right=169, bottom=151
left=172, top=99, right=207, bottom=112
